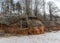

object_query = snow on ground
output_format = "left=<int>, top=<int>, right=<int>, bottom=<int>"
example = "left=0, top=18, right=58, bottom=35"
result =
left=0, top=31, right=60, bottom=43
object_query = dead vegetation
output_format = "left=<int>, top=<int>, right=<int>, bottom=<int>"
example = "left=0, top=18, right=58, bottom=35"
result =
left=0, top=15, right=45, bottom=35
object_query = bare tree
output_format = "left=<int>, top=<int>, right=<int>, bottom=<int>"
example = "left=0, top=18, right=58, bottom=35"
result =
left=25, top=0, right=31, bottom=28
left=2, top=0, right=9, bottom=14
left=16, top=2, right=22, bottom=14
left=25, top=0, right=31, bottom=16
left=34, top=0, right=39, bottom=17
left=48, top=1, right=59, bottom=21
left=43, top=0, right=46, bottom=21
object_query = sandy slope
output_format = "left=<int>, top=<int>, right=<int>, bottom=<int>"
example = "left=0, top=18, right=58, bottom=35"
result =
left=0, top=31, right=60, bottom=43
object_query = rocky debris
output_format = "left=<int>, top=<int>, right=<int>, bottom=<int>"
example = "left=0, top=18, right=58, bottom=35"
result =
left=28, top=26, right=44, bottom=34
left=0, top=24, right=44, bottom=35
left=19, top=29, right=29, bottom=35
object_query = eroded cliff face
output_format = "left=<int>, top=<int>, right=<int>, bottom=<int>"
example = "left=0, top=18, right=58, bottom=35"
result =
left=0, top=19, right=45, bottom=35
left=0, top=25, right=44, bottom=35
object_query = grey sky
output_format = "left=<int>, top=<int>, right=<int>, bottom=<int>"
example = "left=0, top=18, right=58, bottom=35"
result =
left=46, top=0, right=60, bottom=8
left=0, top=0, right=60, bottom=15
left=0, top=0, right=59, bottom=8
left=13, top=0, right=60, bottom=8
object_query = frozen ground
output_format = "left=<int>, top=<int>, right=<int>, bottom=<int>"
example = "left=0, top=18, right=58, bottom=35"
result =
left=0, top=31, right=60, bottom=43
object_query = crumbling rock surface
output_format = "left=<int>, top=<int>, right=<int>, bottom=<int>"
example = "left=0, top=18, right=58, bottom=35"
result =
left=0, top=24, right=44, bottom=35
left=0, top=15, right=45, bottom=35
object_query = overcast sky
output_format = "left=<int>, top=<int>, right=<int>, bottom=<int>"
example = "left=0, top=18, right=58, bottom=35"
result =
left=0, top=0, right=60, bottom=15
left=0, top=0, right=59, bottom=8
left=47, top=0, right=60, bottom=8
left=13, top=0, right=60, bottom=8
left=0, top=0, right=59, bottom=16
left=0, top=0, right=60, bottom=8
left=13, top=0, right=60, bottom=14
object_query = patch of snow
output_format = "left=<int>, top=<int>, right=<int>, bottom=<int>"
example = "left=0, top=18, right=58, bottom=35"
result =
left=0, top=31, right=60, bottom=43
